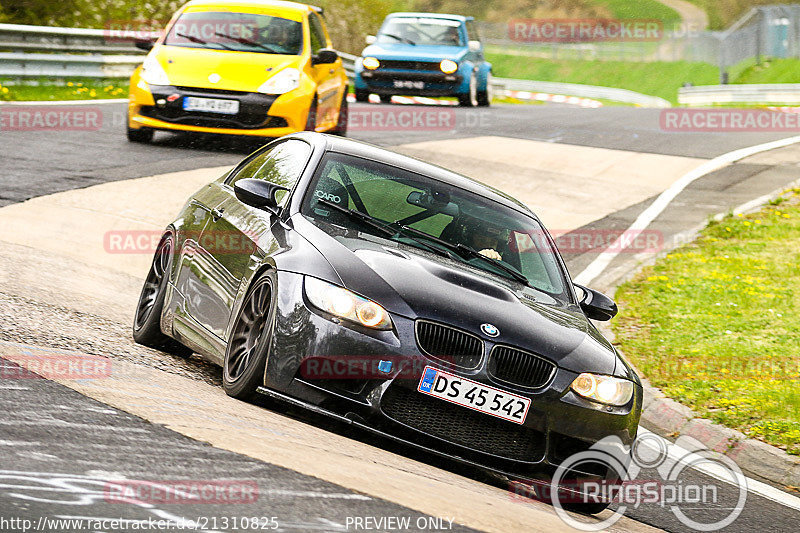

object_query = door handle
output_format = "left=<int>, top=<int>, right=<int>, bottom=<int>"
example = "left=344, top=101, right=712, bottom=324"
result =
left=211, top=208, right=224, bottom=221
left=329, top=68, right=335, bottom=74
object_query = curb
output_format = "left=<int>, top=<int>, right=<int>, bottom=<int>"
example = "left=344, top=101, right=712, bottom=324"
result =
left=639, top=375, right=800, bottom=488
left=596, top=172, right=800, bottom=492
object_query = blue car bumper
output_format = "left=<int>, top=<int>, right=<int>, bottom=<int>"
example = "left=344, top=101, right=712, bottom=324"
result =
left=355, top=61, right=468, bottom=97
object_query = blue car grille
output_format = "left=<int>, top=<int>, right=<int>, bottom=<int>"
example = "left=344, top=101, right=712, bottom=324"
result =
left=378, top=60, right=441, bottom=72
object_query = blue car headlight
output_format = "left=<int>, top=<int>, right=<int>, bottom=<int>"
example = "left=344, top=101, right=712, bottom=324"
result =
left=439, top=59, right=458, bottom=74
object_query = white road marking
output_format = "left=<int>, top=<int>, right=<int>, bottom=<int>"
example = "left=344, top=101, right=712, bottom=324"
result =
left=638, top=428, right=800, bottom=512
left=574, top=134, right=800, bottom=285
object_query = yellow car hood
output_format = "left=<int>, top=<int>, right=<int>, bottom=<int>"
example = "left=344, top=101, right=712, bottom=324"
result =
left=155, top=45, right=301, bottom=92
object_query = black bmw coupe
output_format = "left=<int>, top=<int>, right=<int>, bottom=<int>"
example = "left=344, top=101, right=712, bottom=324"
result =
left=133, top=132, right=642, bottom=509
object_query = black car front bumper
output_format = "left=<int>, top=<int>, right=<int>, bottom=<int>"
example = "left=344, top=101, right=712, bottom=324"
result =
left=264, top=271, right=642, bottom=479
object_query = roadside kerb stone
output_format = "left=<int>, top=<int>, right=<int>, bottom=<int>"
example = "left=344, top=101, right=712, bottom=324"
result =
left=595, top=173, right=800, bottom=491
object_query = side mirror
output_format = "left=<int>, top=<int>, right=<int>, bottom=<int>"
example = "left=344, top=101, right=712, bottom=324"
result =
left=365, top=35, right=377, bottom=45
left=311, top=48, right=339, bottom=65
left=135, top=39, right=155, bottom=52
left=574, top=284, right=618, bottom=321
left=234, top=178, right=289, bottom=215
left=468, top=40, right=481, bottom=52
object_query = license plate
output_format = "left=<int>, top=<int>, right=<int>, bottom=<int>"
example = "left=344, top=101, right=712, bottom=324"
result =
left=393, top=80, right=425, bottom=90
left=182, top=97, right=239, bottom=115
left=417, top=366, right=530, bottom=424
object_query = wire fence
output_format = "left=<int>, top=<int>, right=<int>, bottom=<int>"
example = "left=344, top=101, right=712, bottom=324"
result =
left=479, top=4, right=800, bottom=83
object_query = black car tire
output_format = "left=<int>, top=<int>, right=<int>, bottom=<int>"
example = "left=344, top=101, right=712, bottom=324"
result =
left=477, top=72, right=493, bottom=107
left=329, top=90, right=348, bottom=136
left=133, top=231, right=192, bottom=356
left=223, top=270, right=278, bottom=401
left=458, top=72, right=478, bottom=107
left=127, top=124, right=154, bottom=143
left=355, top=89, right=370, bottom=102
left=305, top=96, right=318, bottom=131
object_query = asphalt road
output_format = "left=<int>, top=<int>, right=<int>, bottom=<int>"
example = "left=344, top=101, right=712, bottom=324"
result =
left=0, top=357, right=475, bottom=533
left=0, top=101, right=795, bottom=207
left=2, top=100, right=800, bottom=532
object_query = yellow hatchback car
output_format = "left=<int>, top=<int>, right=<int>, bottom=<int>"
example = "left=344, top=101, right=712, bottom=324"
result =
left=127, top=0, right=348, bottom=142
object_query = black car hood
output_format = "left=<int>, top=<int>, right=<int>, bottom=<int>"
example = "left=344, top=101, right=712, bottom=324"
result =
left=293, top=217, right=618, bottom=375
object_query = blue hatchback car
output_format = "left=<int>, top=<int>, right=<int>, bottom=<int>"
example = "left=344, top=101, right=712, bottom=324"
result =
left=354, top=13, right=492, bottom=107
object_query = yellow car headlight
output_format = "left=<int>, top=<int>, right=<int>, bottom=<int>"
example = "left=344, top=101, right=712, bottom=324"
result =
left=257, top=68, right=301, bottom=95
left=362, top=57, right=380, bottom=70
left=304, top=277, right=392, bottom=330
left=439, top=59, right=458, bottom=74
left=141, top=55, right=170, bottom=86
left=571, top=373, right=634, bottom=406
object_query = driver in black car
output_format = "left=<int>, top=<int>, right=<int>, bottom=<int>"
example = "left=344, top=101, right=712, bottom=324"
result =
left=447, top=215, right=506, bottom=261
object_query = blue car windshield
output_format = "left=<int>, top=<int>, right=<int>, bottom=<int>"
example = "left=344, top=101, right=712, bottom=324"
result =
left=377, top=17, right=464, bottom=46
left=301, top=152, right=570, bottom=301
left=164, top=11, right=303, bottom=55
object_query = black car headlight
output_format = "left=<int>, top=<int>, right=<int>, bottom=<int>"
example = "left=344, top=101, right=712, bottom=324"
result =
left=304, top=276, right=392, bottom=330
left=571, top=373, right=634, bottom=406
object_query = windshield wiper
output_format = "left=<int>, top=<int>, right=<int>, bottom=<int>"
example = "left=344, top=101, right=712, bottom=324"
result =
left=214, top=32, right=281, bottom=53
left=396, top=225, right=531, bottom=286
left=316, top=199, right=448, bottom=257
left=176, top=32, right=234, bottom=50
left=380, top=33, right=416, bottom=45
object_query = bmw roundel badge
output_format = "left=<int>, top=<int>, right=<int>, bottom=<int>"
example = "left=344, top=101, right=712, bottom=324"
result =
left=480, top=323, right=500, bottom=337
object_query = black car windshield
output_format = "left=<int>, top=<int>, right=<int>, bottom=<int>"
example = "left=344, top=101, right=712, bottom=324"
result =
left=301, top=153, right=569, bottom=301
left=377, top=17, right=464, bottom=46
left=164, top=11, right=303, bottom=55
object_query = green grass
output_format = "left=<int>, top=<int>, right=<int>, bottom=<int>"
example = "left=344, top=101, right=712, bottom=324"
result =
left=486, top=52, right=800, bottom=104
left=589, top=0, right=681, bottom=27
left=735, top=58, right=800, bottom=84
left=0, top=79, right=128, bottom=101
left=612, top=190, right=800, bottom=456
left=486, top=53, right=719, bottom=103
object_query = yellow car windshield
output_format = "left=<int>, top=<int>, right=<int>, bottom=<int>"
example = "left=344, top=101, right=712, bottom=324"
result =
left=164, top=11, right=303, bottom=55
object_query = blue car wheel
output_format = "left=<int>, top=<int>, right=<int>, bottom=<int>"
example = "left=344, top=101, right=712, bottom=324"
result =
left=458, top=71, right=478, bottom=107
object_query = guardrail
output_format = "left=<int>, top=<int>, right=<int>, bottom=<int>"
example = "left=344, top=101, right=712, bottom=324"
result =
left=679, top=84, right=800, bottom=105
left=1, top=23, right=669, bottom=107
left=0, top=23, right=156, bottom=78
left=493, top=77, right=671, bottom=108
